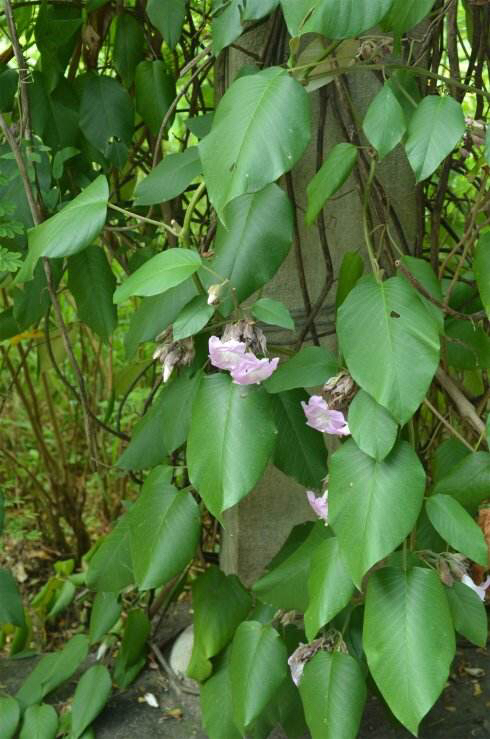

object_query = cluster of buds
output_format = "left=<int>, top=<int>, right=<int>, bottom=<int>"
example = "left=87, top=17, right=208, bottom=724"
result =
left=222, top=319, right=267, bottom=356
left=207, top=280, right=228, bottom=306
left=462, top=117, right=487, bottom=159
left=288, top=631, right=347, bottom=686
left=358, top=37, right=393, bottom=63
left=433, top=552, right=490, bottom=601
left=323, top=370, right=357, bottom=413
left=153, top=328, right=195, bottom=383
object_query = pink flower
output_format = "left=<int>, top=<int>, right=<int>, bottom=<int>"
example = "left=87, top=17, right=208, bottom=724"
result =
left=231, top=355, right=279, bottom=385
left=208, top=336, right=247, bottom=371
left=306, top=490, right=328, bottom=524
left=460, top=574, right=490, bottom=601
left=301, top=395, right=350, bottom=436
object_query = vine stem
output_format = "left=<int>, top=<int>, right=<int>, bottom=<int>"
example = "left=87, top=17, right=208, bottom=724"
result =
left=180, top=182, right=207, bottom=247
left=362, top=157, right=382, bottom=282
left=107, top=203, right=179, bottom=237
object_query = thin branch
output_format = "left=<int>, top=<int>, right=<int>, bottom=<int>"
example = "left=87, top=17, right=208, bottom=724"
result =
left=436, top=367, right=487, bottom=442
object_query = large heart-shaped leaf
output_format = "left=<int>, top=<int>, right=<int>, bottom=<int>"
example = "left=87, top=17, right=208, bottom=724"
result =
left=299, top=652, right=366, bottom=739
left=113, top=13, right=144, bottom=88
left=89, top=592, right=122, bottom=645
left=264, top=346, right=338, bottom=394
left=208, top=184, right=293, bottom=314
left=188, top=567, right=252, bottom=681
left=19, top=704, right=58, bottom=739
left=113, top=248, right=201, bottom=303
left=187, top=375, right=277, bottom=518
left=199, top=67, right=311, bottom=222
left=146, top=0, right=186, bottom=48
left=16, top=635, right=89, bottom=708
left=329, top=440, right=426, bottom=586
left=304, top=537, right=355, bottom=641
left=201, top=651, right=242, bottom=739
left=362, top=83, right=406, bottom=161
left=0, top=696, right=20, bottom=739
left=272, top=389, right=327, bottom=489
left=306, top=143, right=358, bottom=225
left=347, top=389, right=398, bottom=462
left=133, top=147, right=202, bottom=205
left=433, top=452, right=490, bottom=514
left=281, top=0, right=394, bottom=38
left=230, top=621, right=288, bottom=733
left=445, top=580, right=488, bottom=648
left=86, top=513, right=134, bottom=592
left=337, top=276, right=440, bottom=424
left=253, top=523, right=329, bottom=612
left=425, top=494, right=488, bottom=565
left=382, top=0, right=437, bottom=34
left=474, top=231, right=490, bottom=319
left=134, top=60, right=176, bottom=136
left=405, top=95, right=465, bottom=182
left=70, top=665, right=112, bottom=739
left=364, top=567, right=455, bottom=735
left=16, top=176, right=109, bottom=283
left=68, top=245, right=117, bottom=341
left=0, top=568, right=25, bottom=627
left=128, top=478, right=200, bottom=590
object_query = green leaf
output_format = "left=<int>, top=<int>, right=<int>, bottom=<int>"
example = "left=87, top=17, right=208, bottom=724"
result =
left=485, top=126, right=490, bottom=165
left=134, top=61, right=176, bottom=136
left=434, top=438, right=471, bottom=483
left=0, top=696, right=20, bottom=739
left=113, top=609, right=150, bottom=688
left=113, top=13, right=144, bottom=87
left=187, top=375, right=277, bottom=519
left=158, top=370, right=202, bottom=453
left=299, top=652, right=366, bottom=739
left=251, top=298, right=295, bottom=330
left=86, top=513, right=134, bottom=592
left=0, top=568, right=25, bottom=627
left=16, top=635, right=89, bottom=708
left=19, top=704, right=58, bottom=739
left=335, top=251, right=364, bottom=309
left=68, top=246, right=117, bottom=341
left=398, top=254, right=444, bottom=331
left=338, top=276, right=440, bottom=424
left=306, top=143, right=358, bottom=225
left=253, top=523, right=329, bottom=612
left=212, top=0, right=243, bottom=55
left=362, top=84, right=406, bottom=160
left=382, top=0, right=437, bottom=34
left=173, top=295, right=214, bottom=340
left=129, top=478, right=200, bottom=590
left=186, top=113, right=214, bottom=139
left=304, top=537, right=355, bottom=641
left=446, top=319, right=490, bottom=370
left=329, top=440, right=426, bottom=587
left=209, top=184, right=293, bottom=314
left=426, top=495, right=487, bottom=565
left=71, top=665, right=112, bottom=739
left=264, top=346, right=338, bottom=394
left=0, top=66, right=18, bottom=113
left=188, top=567, right=252, bottom=681
left=117, top=394, right=168, bottom=471
left=16, top=176, right=109, bottom=283
left=474, top=232, right=490, bottom=319
left=281, top=0, right=393, bottom=38
left=347, top=390, right=398, bottom=462
left=114, top=248, right=202, bottom=303
left=199, top=68, right=311, bottom=222
left=364, top=567, right=455, bottom=736
left=405, top=95, right=465, bottom=182
left=272, top=389, right=327, bottom=488
left=79, top=74, right=134, bottom=161
left=89, top=592, right=122, bottom=645
left=201, top=651, right=242, bottom=739
left=133, top=148, right=202, bottom=205
left=230, top=621, right=288, bottom=733
left=47, top=580, right=76, bottom=621
left=433, top=452, right=490, bottom=514
left=52, top=146, right=80, bottom=179
left=242, top=0, right=279, bottom=20
left=147, top=0, right=186, bottom=48
left=445, top=580, right=488, bottom=648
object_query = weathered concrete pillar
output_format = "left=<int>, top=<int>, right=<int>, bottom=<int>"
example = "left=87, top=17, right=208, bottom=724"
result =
left=219, top=20, right=418, bottom=586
